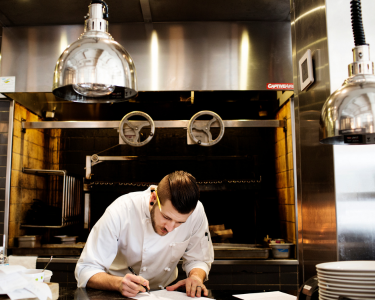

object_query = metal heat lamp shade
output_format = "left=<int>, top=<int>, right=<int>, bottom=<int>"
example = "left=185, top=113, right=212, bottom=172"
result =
left=320, top=0, right=375, bottom=145
left=52, top=0, right=137, bottom=103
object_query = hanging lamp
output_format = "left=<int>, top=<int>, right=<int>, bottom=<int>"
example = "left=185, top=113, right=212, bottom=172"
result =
left=320, top=0, right=375, bottom=144
left=52, top=0, right=137, bottom=103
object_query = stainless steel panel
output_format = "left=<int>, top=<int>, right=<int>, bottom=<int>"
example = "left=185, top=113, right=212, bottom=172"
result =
left=334, top=146, right=375, bottom=260
left=3, top=100, right=14, bottom=256
left=22, top=120, right=286, bottom=129
left=325, top=0, right=375, bottom=261
left=291, top=0, right=337, bottom=283
left=1, top=22, right=292, bottom=92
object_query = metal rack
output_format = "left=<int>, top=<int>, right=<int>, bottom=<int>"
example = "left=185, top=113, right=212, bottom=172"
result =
left=86, top=177, right=262, bottom=191
left=21, top=168, right=83, bottom=228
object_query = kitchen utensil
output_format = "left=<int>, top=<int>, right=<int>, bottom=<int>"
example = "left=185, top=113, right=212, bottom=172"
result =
left=43, top=256, right=53, bottom=272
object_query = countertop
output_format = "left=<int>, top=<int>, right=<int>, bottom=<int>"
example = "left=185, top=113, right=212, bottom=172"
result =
left=59, top=287, right=297, bottom=300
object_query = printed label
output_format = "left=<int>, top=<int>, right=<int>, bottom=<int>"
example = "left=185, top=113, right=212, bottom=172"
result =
left=277, top=249, right=289, bottom=252
left=267, top=83, right=294, bottom=90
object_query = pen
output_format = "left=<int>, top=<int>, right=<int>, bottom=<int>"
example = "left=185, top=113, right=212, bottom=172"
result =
left=128, top=266, right=150, bottom=294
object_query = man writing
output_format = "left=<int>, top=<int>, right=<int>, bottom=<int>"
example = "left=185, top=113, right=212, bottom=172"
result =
left=75, top=171, right=214, bottom=298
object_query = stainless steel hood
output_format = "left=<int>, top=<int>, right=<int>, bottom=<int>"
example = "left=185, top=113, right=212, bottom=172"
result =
left=1, top=22, right=292, bottom=93
left=0, top=0, right=293, bottom=118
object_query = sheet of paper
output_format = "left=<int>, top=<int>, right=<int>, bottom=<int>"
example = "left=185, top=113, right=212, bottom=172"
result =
left=132, top=290, right=214, bottom=300
left=24, top=282, right=52, bottom=300
left=0, top=273, right=29, bottom=293
left=0, top=77, right=16, bottom=93
left=0, top=265, right=26, bottom=274
left=233, top=291, right=296, bottom=300
left=7, top=288, right=36, bottom=300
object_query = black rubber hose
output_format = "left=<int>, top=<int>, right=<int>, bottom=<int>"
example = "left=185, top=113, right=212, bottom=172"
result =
left=350, top=0, right=366, bottom=46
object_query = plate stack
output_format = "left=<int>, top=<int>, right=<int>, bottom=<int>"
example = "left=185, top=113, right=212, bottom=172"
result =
left=316, top=261, right=375, bottom=300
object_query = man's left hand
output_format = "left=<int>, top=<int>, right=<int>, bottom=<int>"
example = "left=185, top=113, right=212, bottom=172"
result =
left=166, top=275, right=208, bottom=298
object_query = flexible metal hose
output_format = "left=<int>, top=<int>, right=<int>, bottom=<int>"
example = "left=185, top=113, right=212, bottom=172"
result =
left=350, top=0, right=367, bottom=46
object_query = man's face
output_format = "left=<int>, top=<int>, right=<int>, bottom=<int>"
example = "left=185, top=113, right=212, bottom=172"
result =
left=150, top=199, right=192, bottom=236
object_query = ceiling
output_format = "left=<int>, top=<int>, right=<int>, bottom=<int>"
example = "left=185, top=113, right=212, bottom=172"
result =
left=0, top=0, right=290, bottom=27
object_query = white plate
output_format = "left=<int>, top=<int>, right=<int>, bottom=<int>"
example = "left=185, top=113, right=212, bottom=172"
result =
left=316, top=261, right=375, bottom=272
left=318, top=275, right=375, bottom=287
left=318, top=282, right=375, bottom=293
left=319, top=291, right=375, bottom=300
left=318, top=278, right=375, bottom=290
left=318, top=273, right=375, bottom=282
left=319, top=288, right=375, bottom=298
left=319, top=295, right=335, bottom=300
left=318, top=270, right=375, bottom=277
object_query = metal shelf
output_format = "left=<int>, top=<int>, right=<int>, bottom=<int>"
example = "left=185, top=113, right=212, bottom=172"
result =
left=21, top=168, right=83, bottom=228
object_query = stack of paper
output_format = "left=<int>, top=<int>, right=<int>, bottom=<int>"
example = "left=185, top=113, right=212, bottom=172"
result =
left=132, top=290, right=214, bottom=300
left=0, top=265, right=52, bottom=300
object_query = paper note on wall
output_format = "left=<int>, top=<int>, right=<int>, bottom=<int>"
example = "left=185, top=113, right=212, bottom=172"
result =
left=0, top=76, right=15, bottom=98
left=0, top=77, right=15, bottom=92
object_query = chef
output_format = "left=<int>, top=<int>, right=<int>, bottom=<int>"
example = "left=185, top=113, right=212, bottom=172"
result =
left=75, top=170, right=214, bottom=298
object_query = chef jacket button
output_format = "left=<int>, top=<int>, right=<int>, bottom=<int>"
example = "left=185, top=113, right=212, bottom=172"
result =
left=142, top=267, right=147, bottom=271
left=164, top=267, right=168, bottom=271
left=167, top=267, right=171, bottom=271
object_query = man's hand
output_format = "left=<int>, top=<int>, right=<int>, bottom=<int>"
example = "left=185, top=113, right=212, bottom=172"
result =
left=118, top=273, right=150, bottom=298
left=166, top=269, right=208, bottom=298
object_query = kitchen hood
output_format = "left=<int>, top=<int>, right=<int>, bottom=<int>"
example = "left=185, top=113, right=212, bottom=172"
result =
left=52, top=0, right=137, bottom=103
left=319, top=0, right=375, bottom=145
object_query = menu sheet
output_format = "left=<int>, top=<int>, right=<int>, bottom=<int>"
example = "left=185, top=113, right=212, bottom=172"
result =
left=132, top=290, right=214, bottom=300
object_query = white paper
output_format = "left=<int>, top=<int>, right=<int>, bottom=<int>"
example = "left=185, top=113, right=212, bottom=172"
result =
left=132, top=290, right=214, bottom=300
left=0, top=77, right=15, bottom=93
left=24, top=282, right=52, bottom=300
left=233, top=291, right=296, bottom=300
left=9, top=256, right=38, bottom=270
left=7, top=288, right=36, bottom=300
left=0, top=272, right=29, bottom=293
left=0, top=265, right=27, bottom=274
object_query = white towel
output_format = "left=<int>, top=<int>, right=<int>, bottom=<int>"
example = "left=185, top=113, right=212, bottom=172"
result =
left=8, top=255, right=38, bottom=269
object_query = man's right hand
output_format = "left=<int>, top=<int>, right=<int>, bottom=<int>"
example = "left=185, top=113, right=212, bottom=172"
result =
left=118, top=273, right=150, bottom=297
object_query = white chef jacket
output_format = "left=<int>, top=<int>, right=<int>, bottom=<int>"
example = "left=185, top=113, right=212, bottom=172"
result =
left=75, top=187, right=214, bottom=289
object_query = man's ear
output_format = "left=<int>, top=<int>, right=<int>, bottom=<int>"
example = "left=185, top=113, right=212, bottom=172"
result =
left=149, top=191, right=157, bottom=205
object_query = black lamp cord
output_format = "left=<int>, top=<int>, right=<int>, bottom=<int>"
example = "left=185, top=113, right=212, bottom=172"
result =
left=90, top=0, right=109, bottom=19
left=350, top=0, right=367, bottom=46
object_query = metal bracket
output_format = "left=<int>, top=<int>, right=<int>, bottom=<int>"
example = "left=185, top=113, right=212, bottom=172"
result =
left=283, top=117, right=287, bottom=133
left=21, top=119, right=26, bottom=133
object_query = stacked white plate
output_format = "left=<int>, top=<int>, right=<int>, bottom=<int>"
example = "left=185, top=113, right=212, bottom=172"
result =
left=316, top=261, right=375, bottom=300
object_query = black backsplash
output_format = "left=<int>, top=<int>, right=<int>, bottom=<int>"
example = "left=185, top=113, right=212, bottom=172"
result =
left=58, top=97, right=281, bottom=244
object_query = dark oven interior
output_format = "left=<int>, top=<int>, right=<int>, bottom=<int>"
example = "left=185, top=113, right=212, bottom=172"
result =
left=18, top=91, right=284, bottom=251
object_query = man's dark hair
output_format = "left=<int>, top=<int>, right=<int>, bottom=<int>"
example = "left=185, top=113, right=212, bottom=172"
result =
left=157, top=171, right=200, bottom=214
